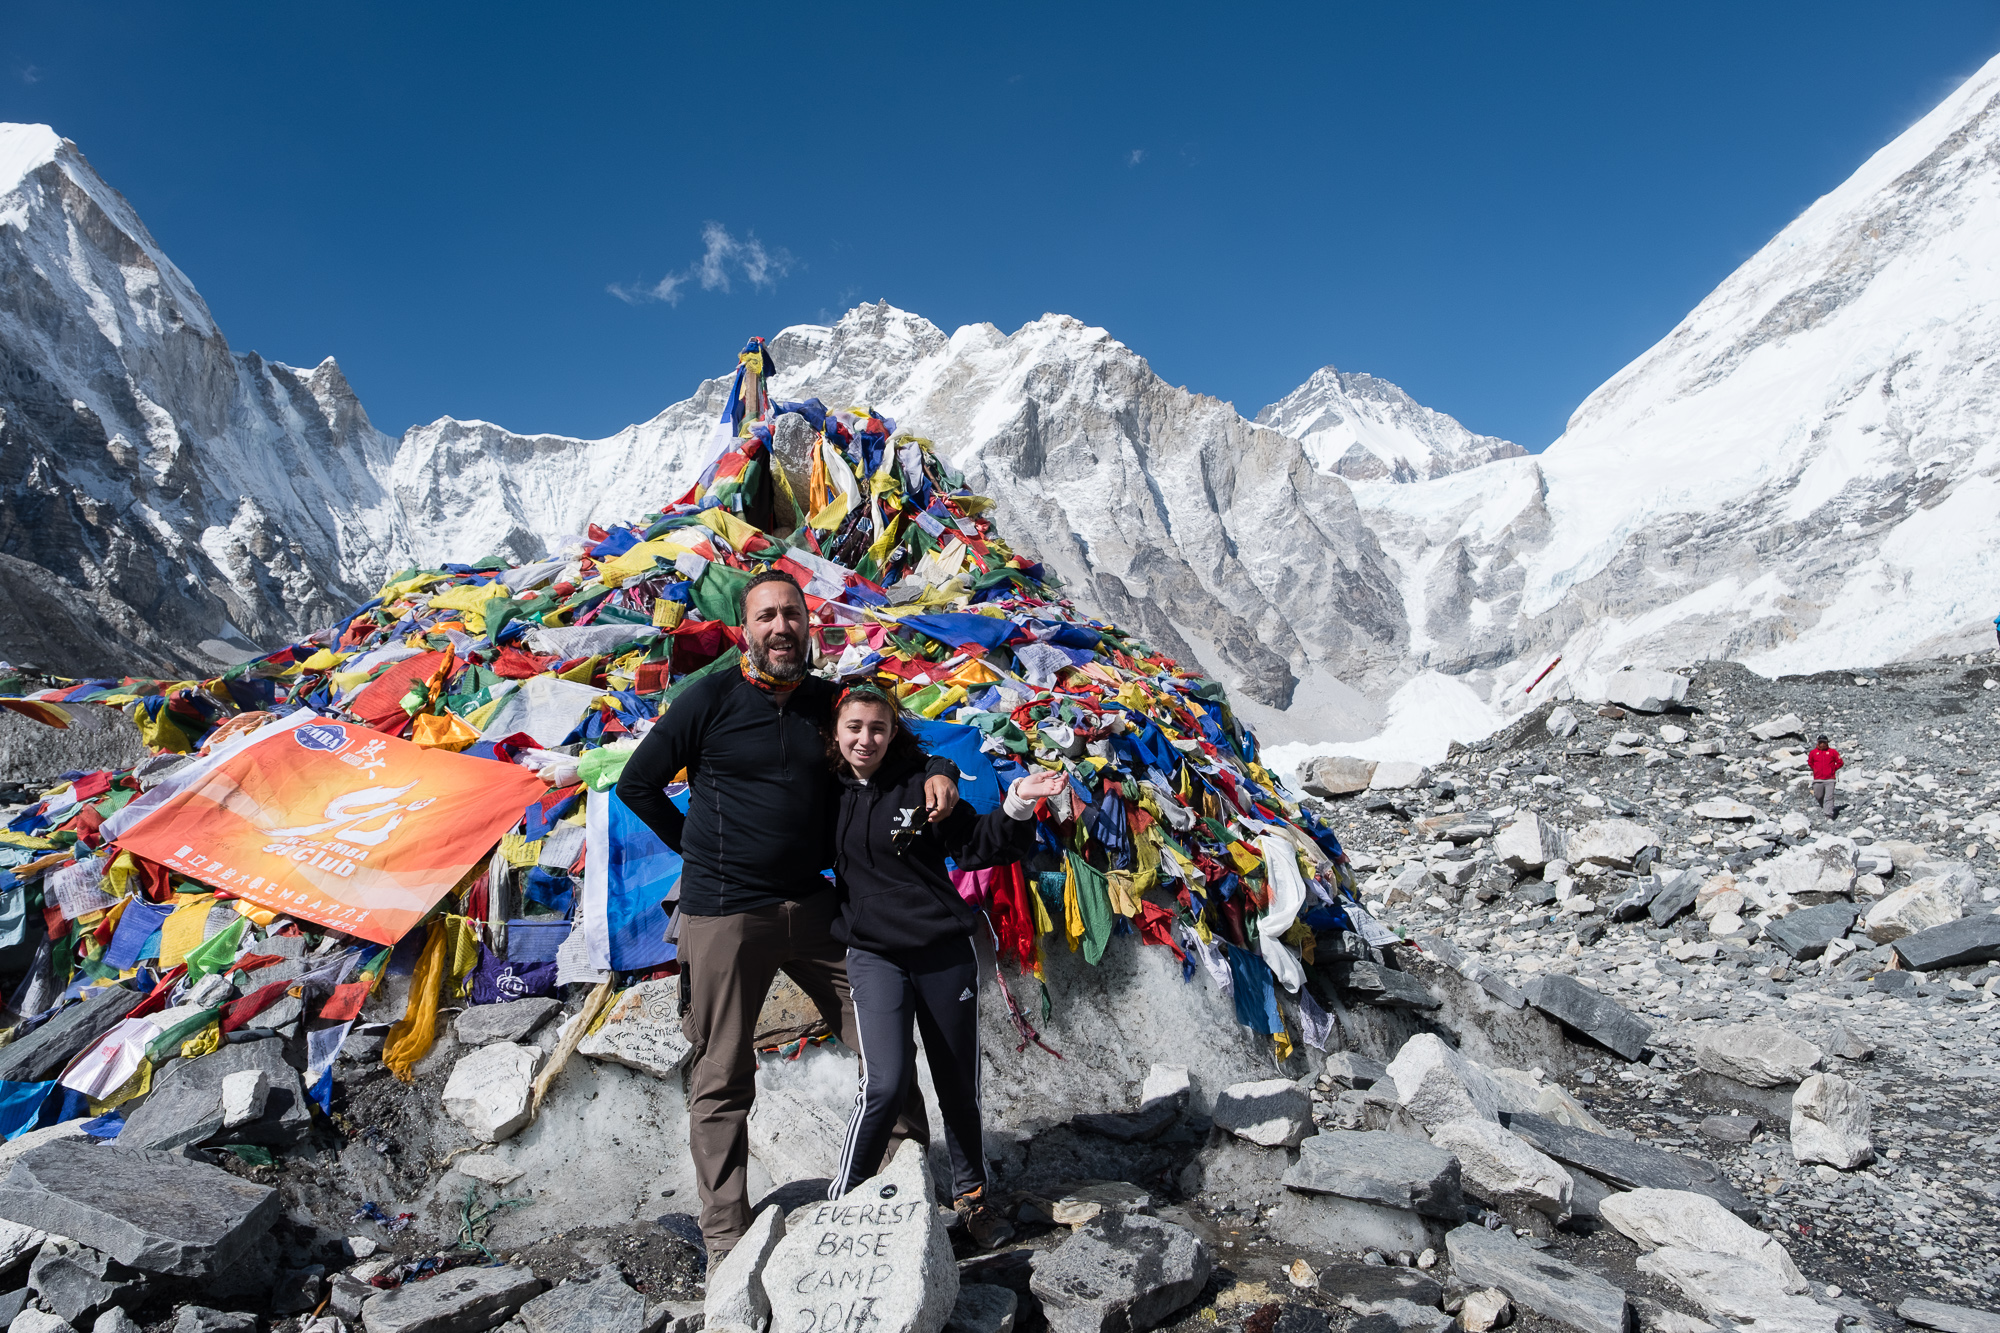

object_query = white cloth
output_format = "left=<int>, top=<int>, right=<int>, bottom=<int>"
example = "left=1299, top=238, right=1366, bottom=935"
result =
left=498, top=559, right=566, bottom=592
left=525, top=624, right=660, bottom=659
left=477, top=676, right=607, bottom=749
left=46, top=856, right=114, bottom=921
left=1296, top=987, right=1336, bottom=1051
left=580, top=788, right=613, bottom=973
left=60, top=1015, right=162, bottom=1097
left=1256, top=833, right=1307, bottom=993
left=1014, top=643, right=1073, bottom=690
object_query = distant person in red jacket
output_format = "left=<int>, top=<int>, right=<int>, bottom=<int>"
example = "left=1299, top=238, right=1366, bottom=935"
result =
left=1807, top=735, right=1844, bottom=817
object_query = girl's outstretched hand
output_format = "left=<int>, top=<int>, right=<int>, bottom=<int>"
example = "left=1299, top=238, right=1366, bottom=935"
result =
left=1015, top=769, right=1068, bottom=803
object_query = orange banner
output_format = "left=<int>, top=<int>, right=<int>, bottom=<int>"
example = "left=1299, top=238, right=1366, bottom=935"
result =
left=116, top=716, right=544, bottom=945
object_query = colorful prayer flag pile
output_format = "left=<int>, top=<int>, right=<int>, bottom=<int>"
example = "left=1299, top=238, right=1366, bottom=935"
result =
left=0, top=335, right=1364, bottom=1123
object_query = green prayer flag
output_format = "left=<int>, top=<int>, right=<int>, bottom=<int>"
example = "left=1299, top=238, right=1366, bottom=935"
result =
left=691, top=563, right=755, bottom=627
left=183, top=916, right=248, bottom=981
left=1066, top=851, right=1115, bottom=965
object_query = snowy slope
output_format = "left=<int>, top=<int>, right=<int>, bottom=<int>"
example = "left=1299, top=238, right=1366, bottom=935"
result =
left=0, top=124, right=408, bottom=675
left=1257, top=366, right=1525, bottom=481
left=1341, top=50, right=2000, bottom=728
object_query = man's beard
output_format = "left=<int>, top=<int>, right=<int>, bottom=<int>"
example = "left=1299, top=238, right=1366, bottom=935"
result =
left=747, top=632, right=807, bottom=682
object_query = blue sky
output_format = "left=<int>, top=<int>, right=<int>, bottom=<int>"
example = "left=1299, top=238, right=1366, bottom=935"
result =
left=5, top=3, right=1997, bottom=448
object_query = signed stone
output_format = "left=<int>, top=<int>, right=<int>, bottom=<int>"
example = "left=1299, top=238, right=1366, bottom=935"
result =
left=761, top=1140, right=957, bottom=1333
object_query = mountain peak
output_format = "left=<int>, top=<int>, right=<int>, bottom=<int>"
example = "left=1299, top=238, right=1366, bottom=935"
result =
left=0, top=123, right=62, bottom=196
left=1257, top=363, right=1524, bottom=483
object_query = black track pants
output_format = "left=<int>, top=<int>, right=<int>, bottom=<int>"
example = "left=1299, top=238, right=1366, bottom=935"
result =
left=831, top=934, right=987, bottom=1200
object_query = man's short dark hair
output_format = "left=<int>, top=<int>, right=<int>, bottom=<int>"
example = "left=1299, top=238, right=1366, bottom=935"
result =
left=737, top=568, right=806, bottom=622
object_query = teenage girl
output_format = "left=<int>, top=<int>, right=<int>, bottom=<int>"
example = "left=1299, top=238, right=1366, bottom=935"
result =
left=823, top=682, right=1066, bottom=1248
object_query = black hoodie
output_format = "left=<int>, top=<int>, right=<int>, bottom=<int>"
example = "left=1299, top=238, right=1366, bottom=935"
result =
left=832, top=754, right=1035, bottom=954
left=615, top=669, right=958, bottom=916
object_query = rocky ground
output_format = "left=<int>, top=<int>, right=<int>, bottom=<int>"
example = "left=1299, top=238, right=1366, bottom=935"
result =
left=4, top=656, right=2000, bottom=1333
left=1288, top=655, right=2000, bottom=1324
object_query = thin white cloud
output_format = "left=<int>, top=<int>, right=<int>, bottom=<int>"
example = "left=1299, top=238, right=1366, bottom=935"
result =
left=614, top=223, right=793, bottom=306
left=1128, top=148, right=1145, bottom=166
left=607, top=272, right=688, bottom=306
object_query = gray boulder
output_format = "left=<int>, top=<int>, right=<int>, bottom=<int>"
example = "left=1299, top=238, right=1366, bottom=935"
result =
left=118, top=1037, right=310, bottom=1151
left=704, top=1203, right=785, bottom=1333
left=1637, top=1247, right=1836, bottom=1333
left=1302, top=756, right=1376, bottom=798
left=1494, top=813, right=1565, bottom=872
left=518, top=1265, right=648, bottom=1333
left=1565, top=819, right=1658, bottom=870
left=1521, top=974, right=1651, bottom=1061
left=0, top=986, right=143, bottom=1083
left=1763, top=904, right=1859, bottom=961
left=1281, top=1131, right=1462, bottom=1219
left=1749, top=713, right=1805, bottom=741
left=1790, top=1073, right=1874, bottom=1170
left=945, top=1285, right=1017, bottom=1333
left=1445, top=1223, right=1630, bottom=1333
left=1030, top=1212, right=1212, bottom=1333
left=1647, top=871, right=1699, bottom=926
left=1503, top=1112, right=1754, bottom=1219
left=1211, top=1079, right=1313, bottom=1148
left=27, top=1240, right=146, bottom=1325
left=1692, top=1025, right=1822, bottom=1088
left=577, top=980, right=694, bottom=1079
left=361, top=1264, right=542, bottom=1333
left=454, top=997, right=561, bottom=1047
left=763, top=1140, right=958, bottom=1333
left=1383, top=1034, right=1501, bottom=1129
left=172, top=1310, right=258, bottom=1333
left=1898, top=1298, right=2000, bottom=1333
left=1892, top=912, right=2000, bottom=971
left=0, top=1141, right=277, bottom=1276
left=1428, top=1119, right=1572, bottom=1217
left=1602, top=669, right=1687, bottom=713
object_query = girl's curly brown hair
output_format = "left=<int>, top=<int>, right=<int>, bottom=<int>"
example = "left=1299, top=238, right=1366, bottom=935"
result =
left=824, top=682, right=931, bottom=777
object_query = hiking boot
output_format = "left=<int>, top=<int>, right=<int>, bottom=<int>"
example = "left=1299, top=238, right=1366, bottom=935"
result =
left=705, top=1247, right=732, bottom=1281
left=953, top=1187, right=1015, bottom=1249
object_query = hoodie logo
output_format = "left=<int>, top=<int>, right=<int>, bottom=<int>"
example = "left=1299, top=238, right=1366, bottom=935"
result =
left=889, top=805, right=926, bottom=854
left=957, top=987, right=975, bottom=1002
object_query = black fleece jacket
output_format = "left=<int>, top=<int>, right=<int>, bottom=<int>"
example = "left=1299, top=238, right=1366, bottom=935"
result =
left=615, top=669, right=957, bottom=916
left=832, top=755, right=1035, bottom=954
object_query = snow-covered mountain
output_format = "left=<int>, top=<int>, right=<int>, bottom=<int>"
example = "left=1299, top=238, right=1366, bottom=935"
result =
left=1348, top=47, right=2000, bottom=733
left=389, top=305, right=1419, bottom=734
left=1257, top=366, right=1525, bottom=482
left=0, top=124, right=407, bottom=675
left=0, top=123, right=1423, bottom=733
left=11, top=43, right=2000, bottom=754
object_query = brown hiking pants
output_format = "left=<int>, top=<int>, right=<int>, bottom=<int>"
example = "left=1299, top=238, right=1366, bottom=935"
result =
left=678, top=890, right=927, bottom=1257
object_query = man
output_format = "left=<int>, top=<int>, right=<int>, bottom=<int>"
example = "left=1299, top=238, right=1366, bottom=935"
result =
left=1807, top=734, right=1843, bottom=818
left=616, top=570, right=960, bottom=1265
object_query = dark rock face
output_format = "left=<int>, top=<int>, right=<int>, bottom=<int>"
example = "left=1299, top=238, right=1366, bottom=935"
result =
left=1029, top=1212, right=1212, bottom=1333
left=0, top=984, right=143, bottom=1083
left=1502, top=1112, right=1754, bottom=1220
left=117, top=1036, right=310, bottom=1151
left=1521, top=973, right=1653, bottom=1060
left=1445, top=1224, right=1632, bottom=1333
left=1893, top=913, right=2000, bottom=971
left=0, top=1141, right=278, bottom=1276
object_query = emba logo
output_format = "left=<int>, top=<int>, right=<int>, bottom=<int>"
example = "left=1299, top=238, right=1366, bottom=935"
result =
left=294, top=723, right=351, bottom=754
